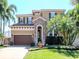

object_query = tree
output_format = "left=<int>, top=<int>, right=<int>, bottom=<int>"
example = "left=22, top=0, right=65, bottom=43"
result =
left=67, top=3, right=79, bottom=21
left=1, top=5, right=16, bottom=34
left=47, top=0, right=79, bottom=46
left=47, top=14, right=77, bottom=45
left=0, top=0, right=16, bottom=34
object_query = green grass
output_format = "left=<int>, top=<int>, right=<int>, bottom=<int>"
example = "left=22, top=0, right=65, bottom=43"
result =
left=24, top=48, right=79, bottom=59
left=0, top=45, right=5, bottom=48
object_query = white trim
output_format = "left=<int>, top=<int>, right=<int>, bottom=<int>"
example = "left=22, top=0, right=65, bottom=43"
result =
left=35, top=24, right=44, bottom=45
left=33, top=17, right=47, bottom=22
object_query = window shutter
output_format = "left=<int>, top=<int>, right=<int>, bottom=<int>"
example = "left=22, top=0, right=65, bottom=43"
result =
left=18, top=17, right=20, bottom=23
left=49, top=13, right=51, bottom=20
left=23, top=17, right=25, bottom=24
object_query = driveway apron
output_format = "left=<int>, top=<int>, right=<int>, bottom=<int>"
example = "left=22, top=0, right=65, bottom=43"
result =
left=0, top=46, right=28, bottom=59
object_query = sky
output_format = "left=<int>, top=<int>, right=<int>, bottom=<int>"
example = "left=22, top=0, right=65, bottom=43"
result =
left=8, top=0, right=73, bottom=14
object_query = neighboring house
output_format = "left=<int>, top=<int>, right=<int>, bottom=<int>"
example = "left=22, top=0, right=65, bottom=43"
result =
left=11, top=9, right=65, bottom=45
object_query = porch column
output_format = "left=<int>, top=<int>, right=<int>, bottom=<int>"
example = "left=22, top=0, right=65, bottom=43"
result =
left=34, top=29, right=38, bottom=46
left=11, top=34, right=14, bottom=44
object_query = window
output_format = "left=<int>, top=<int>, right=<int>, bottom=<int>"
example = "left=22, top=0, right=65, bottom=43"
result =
left=18, top=17, right=24, bottom=24
left=34, top=12, right=40, bottom=16
left=18, top=17, right=20, bottom=23
left=55, top=13, right=57, bottom=15
left=49, top=12, right=55, bottom=19
left=23, top=17, right=25, bottom=24
left=35, top=12, right=39, bottom=16
left=28, top=17, right=32, bottom=24
left=51, top=12, right=55, bottom=17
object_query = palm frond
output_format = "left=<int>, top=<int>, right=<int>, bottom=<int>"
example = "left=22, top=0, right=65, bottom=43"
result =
left=8, top=5, right=17, bottom=14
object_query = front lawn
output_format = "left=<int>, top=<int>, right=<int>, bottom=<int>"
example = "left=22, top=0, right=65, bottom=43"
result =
left=24, top=47, right=79, bottom=59
left=0, top=45, right=5, bottom=48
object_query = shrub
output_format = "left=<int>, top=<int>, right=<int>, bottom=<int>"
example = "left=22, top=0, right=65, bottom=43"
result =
left=31, top=42, right=35, bottom=47
left=46, top=36, right=63, bottom=45
left=9, top=41, right=13, bottom=45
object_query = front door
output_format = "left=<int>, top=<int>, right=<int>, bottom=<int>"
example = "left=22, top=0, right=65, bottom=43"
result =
left=38, top=26, right=42, bottom=43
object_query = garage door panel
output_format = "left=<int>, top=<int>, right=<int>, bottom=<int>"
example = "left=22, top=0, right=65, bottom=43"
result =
left=14, top=35, right=33, bottom=45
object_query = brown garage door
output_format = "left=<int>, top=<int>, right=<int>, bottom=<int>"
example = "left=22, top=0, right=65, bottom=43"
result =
left=14, top=35, right=33, bottom=45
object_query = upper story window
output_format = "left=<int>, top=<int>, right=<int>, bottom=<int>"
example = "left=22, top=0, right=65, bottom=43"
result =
left=23, top=17, right=25, bottom=24
left=51, top=12, right=55, bottom=17
left=18, top=17, right=24, bottom=24
left=49, top=12, right=55, bottom=19
left=28, top=17, right=32, bottom=24
left=35, top=12, right=39, bottom=16
left=18, top=17, right=20, bottom=23
left=55, top=13, right=57, bottom=15
left=33, top=12, right=40, bottom=16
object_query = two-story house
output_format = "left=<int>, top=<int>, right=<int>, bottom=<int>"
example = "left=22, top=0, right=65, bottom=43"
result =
left=11, top=9, right=65, bottom=45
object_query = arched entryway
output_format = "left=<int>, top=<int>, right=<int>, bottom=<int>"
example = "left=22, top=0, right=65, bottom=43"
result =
left=35, top=25, right=43, bottom=45
left=38, top=26, right=42, bottom=42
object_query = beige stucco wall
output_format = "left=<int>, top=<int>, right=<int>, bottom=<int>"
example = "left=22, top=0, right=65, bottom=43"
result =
left=11, top=30, right=34, bottom=35
left=11, top=26, right=35, bottom=35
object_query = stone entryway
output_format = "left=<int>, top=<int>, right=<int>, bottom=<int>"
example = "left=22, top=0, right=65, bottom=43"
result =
left=33, top=17, right=47, bottom=46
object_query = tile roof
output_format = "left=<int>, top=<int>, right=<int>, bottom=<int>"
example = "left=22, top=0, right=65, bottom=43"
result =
left=12, top=23, right=34, bottom=26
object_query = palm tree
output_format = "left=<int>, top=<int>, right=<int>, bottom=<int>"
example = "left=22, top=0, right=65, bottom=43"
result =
left=0, top=0, right=16, bottom=34
left=0, top=0, right=4, bottom=33
left=2, top=5, right=16, bottom=34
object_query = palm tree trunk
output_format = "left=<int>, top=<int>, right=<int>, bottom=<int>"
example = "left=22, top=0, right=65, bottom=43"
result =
left=1, top=19, right=5, bottom=45
left=0, top=19, right=2, bottom=33
left=0, top=20, right=2, bottom=45
left=2, top=16, right=6, bottom=35
left=3, top=20, right=5, bottom=35
left=0, top=19, right=3, bottom=45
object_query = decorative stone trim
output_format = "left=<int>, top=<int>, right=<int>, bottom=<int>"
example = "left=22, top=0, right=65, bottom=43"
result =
left=33, top=17, right=47, bottom=22
left=35, top=24, right=45, bottom=46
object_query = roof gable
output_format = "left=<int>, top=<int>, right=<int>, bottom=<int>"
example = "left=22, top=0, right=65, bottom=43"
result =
left=33, top=17, right=47, bottom=22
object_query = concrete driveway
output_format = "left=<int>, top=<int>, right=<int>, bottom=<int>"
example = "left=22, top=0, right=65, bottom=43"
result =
left=0, top=46, right=29, bottom=59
